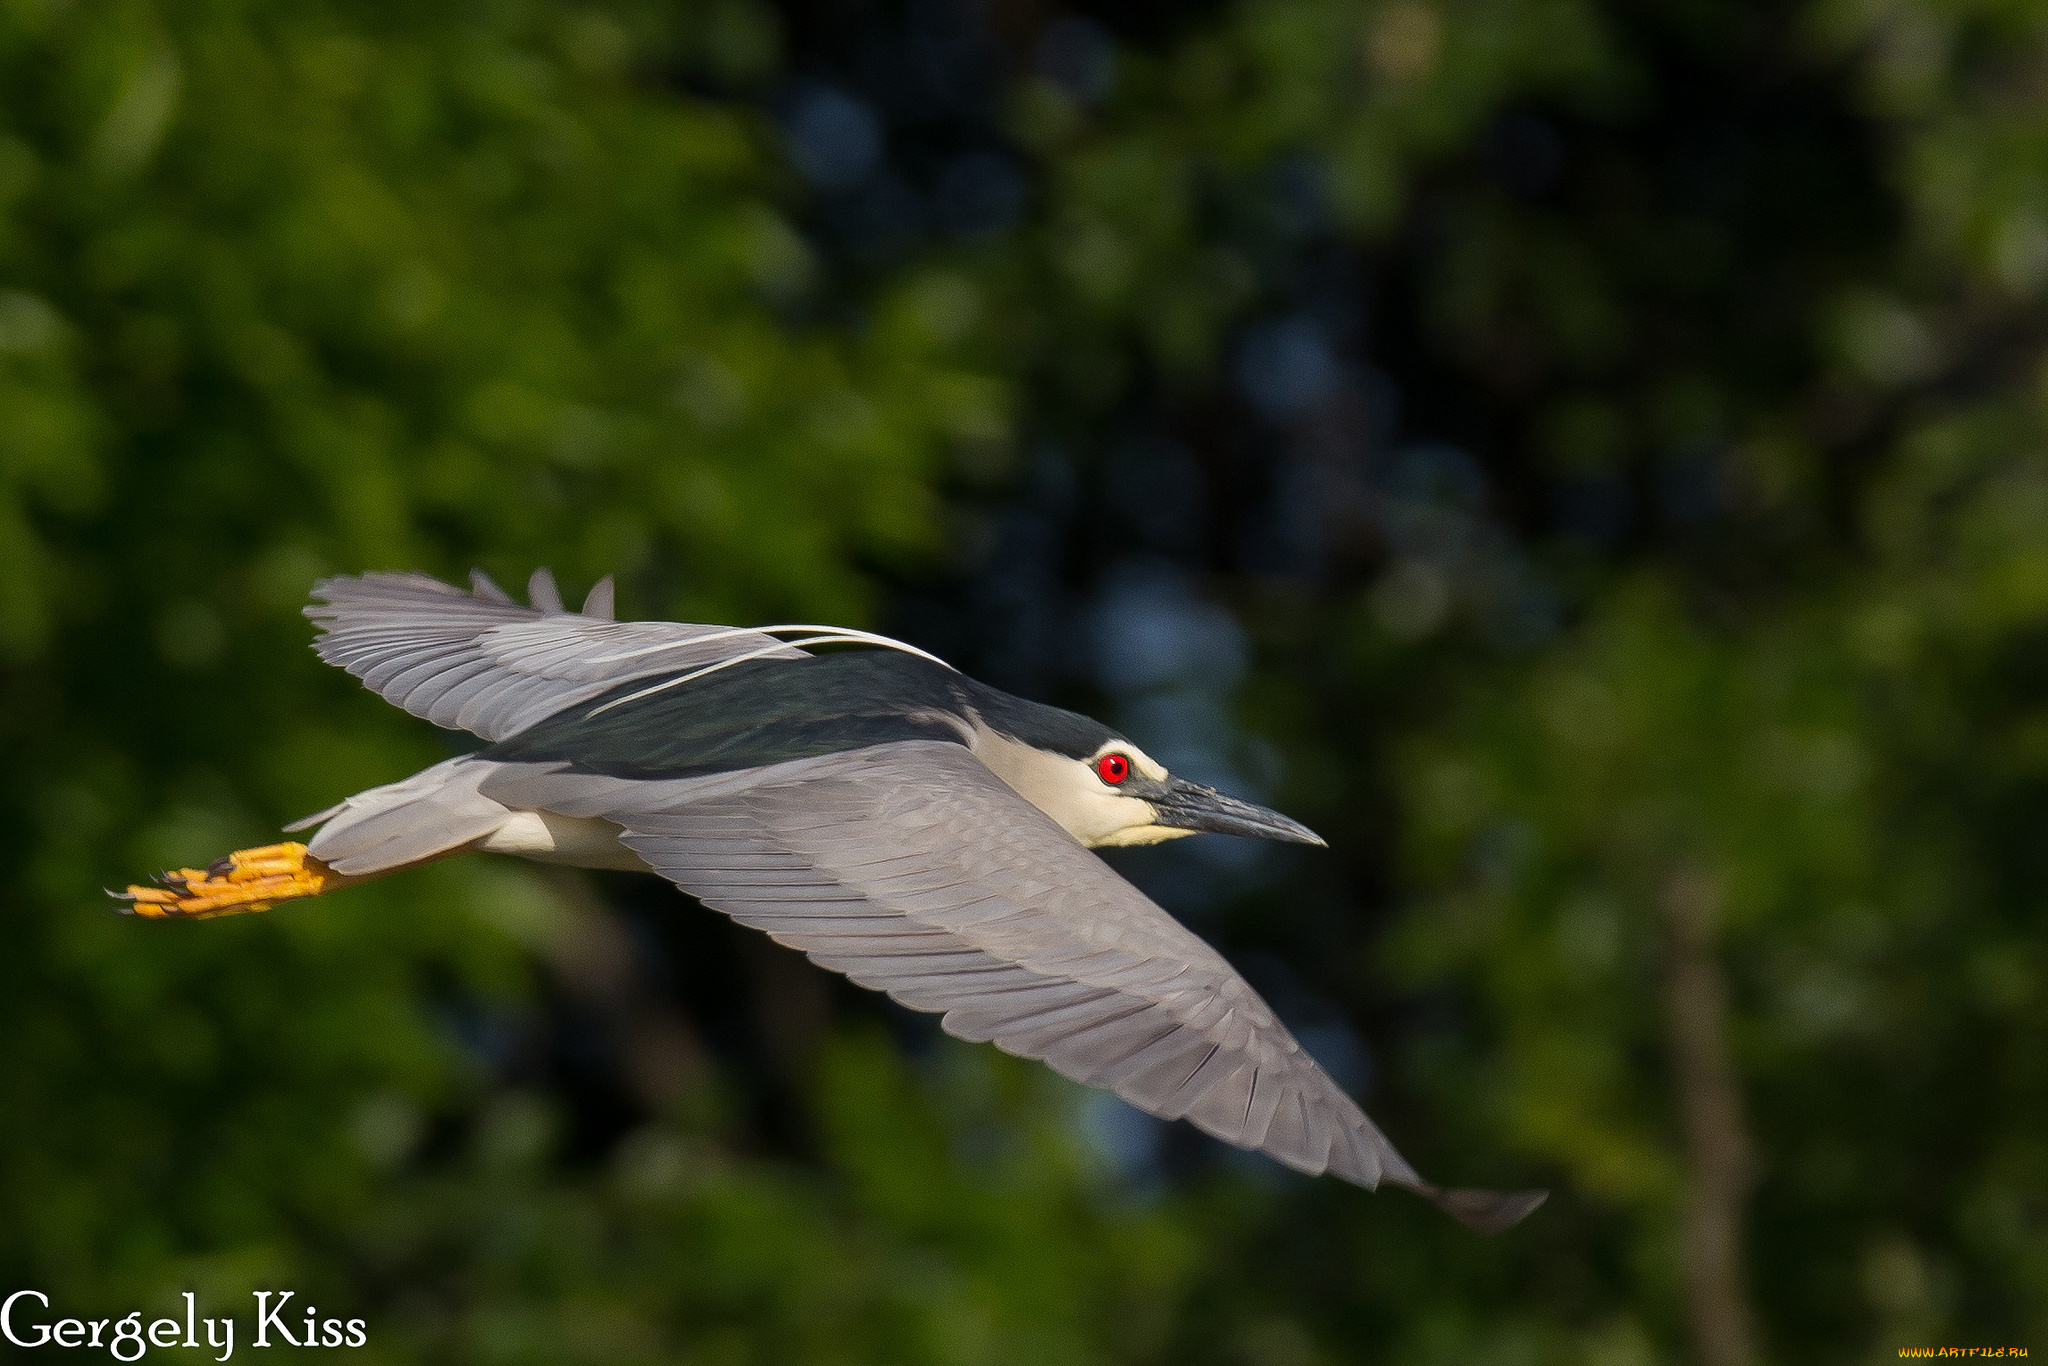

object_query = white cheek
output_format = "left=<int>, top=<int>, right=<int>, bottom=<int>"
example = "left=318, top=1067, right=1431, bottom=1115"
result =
left=967, top=728, right=1164, bottom=844
left=1062, top=792, right=1159, bottom=847
left=1092, top=822, right=1196, bottom=849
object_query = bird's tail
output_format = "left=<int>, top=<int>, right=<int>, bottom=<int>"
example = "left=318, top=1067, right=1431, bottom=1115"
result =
left=112, top=842, right=355, bottom=919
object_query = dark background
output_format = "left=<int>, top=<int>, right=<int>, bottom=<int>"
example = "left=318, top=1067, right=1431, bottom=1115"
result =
left=3, top=0, right=2043, bottom=1361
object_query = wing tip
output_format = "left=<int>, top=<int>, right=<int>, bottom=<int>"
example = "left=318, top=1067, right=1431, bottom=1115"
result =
left=470, top=568, right=515, bottom=604
left=301, top=568, right=615, bottom=624
left=303, top=569, right=491, bottom=624
left=1422, top=1185, right=1549, bottom=1235
left=528, top=567, right=565, bottom=614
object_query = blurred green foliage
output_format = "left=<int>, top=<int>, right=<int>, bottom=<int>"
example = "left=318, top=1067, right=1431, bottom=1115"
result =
left=3, top=0, right=2044, bottom=1362
left=959, top=1, right=2048, bottom=1359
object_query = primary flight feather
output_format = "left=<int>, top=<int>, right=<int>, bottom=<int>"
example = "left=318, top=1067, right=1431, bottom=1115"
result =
left=118, top=568, right=1544, bottom=1234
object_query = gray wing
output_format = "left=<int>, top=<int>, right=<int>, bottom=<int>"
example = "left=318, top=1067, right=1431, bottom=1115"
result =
left=479, top=740, right=1544, bottom=1231
left=305, top=568, right=804, bottom=742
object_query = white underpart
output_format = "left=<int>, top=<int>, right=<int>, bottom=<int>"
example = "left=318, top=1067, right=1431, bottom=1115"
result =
left=476, top=810, right=649, bottom=870
left=293, top=755, right=653, bottom=878
left=967, top=724, right=1188, bottom=848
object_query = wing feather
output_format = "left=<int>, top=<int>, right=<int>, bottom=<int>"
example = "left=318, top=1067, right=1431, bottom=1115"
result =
left=528, top=568, right=564, bottom=615
left=492, top=740, right=1467, bottom=1204
left=305, top=571, right=804, bottom=742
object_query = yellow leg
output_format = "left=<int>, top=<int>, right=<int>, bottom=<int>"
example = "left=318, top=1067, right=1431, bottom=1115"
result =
left=113, top=842, right=354, bottom=920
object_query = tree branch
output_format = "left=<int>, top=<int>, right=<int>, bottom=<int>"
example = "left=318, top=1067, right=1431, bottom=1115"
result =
left=1663, top=867, right=1759, bottom=1366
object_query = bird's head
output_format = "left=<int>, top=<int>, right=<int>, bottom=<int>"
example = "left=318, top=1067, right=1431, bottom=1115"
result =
left=969, top=723, right=1326, bottom=851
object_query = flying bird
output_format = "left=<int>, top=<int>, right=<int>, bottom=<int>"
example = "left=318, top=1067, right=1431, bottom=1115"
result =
left=117, top=568, right=1545, bottom=1233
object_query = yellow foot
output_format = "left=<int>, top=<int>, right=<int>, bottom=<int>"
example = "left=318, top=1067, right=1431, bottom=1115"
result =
left=113, top=842, right=346, bottom=920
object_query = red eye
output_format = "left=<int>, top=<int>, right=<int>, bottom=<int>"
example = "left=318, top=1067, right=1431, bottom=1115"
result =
left=1096, top=753, right=1131, bottom=785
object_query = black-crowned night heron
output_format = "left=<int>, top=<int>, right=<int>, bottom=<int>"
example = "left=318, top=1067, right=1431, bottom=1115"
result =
left=119, top=569, right=1545, bottom=1233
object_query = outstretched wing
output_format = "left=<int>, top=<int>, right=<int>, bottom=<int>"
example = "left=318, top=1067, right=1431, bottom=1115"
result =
left=479, top=740, right=1544, bottom=1231
left=305, top=569, right=805, bottom=742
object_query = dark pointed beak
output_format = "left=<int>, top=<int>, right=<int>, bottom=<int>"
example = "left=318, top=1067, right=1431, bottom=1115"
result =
left=1150, top=777, right=1327, bottom=846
